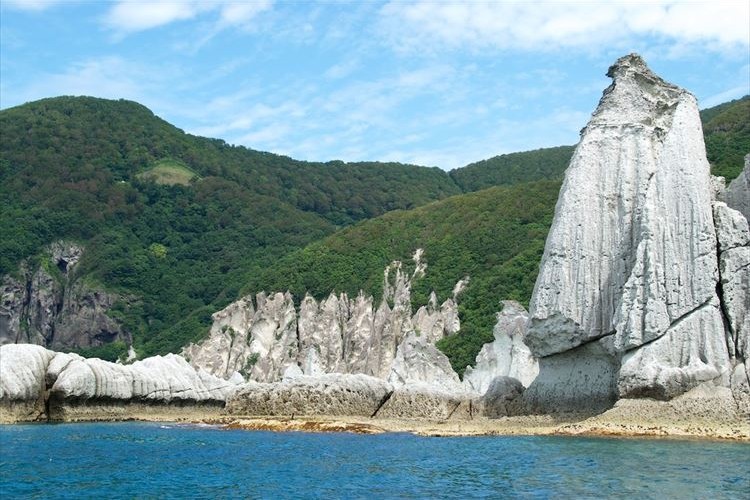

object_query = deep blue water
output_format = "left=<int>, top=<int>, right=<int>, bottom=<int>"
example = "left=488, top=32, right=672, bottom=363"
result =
left=1, top=422, right=749, bottom=499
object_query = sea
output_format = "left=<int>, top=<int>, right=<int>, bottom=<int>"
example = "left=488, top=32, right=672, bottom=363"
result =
left=1, top=422, right=749, bottom=499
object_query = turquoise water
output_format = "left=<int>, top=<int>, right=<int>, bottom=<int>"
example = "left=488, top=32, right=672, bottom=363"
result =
left=1, top=422, right=749, bottom=499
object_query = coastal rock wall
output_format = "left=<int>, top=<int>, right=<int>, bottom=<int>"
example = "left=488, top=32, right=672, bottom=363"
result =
left=521, top=54, right=748, bottom=413
left=463, top=301, right=538, bottom=393
left=721, top=155, right=750, bottom=221
left=225, top=374, right=392, bottom=417
left=0, top=343, right=239, bottom=423
left=0, top=242, right=128, bottom=350
left=184, top=251, right=464, bottom=385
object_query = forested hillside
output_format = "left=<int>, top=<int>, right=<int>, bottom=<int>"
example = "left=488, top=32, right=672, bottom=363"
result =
left=450, top=146, right=575, bottom=192
left=700, top=95, right=750, bottom=181
left=0, top=96, right=458, bottom=357
left=1, top=94, right=747, bottom=367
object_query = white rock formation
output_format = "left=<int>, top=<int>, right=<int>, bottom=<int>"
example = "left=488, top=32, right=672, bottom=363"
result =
left=387, top=333, right=468, bottom=395
left=183, top=292, right=300, bottom=383
left=713, top=202, right=750, bottom=356
left=0, top=343, right=240, bottom=422
left=463, top=301, right=539, bottom=394
left=184, top=252, right=463, bottom=385
left=225, top=373, right=392, bottom=417
left=50, top=353, right=237, bottom=403
left=0, top=344, right=56, bottom=421
left=721, top=155, right=750, bottom=221
left=522, top=54, right=744, bottom=410
left=182, top=295, right=256, bottom=378
left=527, top=54, right=719, bottom=358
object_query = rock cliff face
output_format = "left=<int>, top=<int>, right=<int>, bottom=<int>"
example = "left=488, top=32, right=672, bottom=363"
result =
left=463, top=301, right=538, bottom=393
left=0, top=242, right=128, bottom=350
left=522, top=54, right=749, bottom=412
left=721, top=155, right=750, bottom=221
left=0, top=343, right=239, bottom=423
left=184, top=251, right=463, bottom=385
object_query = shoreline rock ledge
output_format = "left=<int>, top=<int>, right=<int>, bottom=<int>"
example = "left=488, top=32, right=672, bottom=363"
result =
left=522, top=54, right=749, bottom=414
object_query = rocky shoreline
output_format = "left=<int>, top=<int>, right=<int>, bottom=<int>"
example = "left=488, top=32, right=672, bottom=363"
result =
left=213, top=412, right=750, bottom=441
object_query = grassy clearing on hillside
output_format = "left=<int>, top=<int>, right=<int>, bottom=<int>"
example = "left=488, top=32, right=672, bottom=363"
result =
left=137, top=159, right=200, bottom=186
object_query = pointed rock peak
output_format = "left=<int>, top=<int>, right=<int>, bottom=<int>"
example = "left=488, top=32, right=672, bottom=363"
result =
left=452, top=276, right=470, bottom=300
left=427, top=292, right=438, bottom=309
left=606, top=53, right=680, bottom=93
left=608, top=53, right=652, bottom=79
left=498, top=300, right=527, bottom=318
left=591, top=53, right=687, bottom=132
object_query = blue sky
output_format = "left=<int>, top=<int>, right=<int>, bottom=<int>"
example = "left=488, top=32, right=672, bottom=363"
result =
left=1, top=1, right=748, bottom=170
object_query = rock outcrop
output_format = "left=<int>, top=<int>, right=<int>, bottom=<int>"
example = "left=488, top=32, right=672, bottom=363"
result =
left=225, top=374, right=392, bottom=417
left=0, top=343, right=239, bottom=423
left=721, top=155, right=750, bottom=221
left=184, top=251, right=463, bottom=384
left=0, top=344, right=56, bottom=421
left=463, top=301, right=538, bottom=393
left=0, top=242, right=128, bottom=350
left=521, top=54, right=748, bottom=413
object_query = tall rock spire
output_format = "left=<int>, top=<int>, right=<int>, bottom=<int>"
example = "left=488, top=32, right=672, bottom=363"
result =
left=523, top=54, right=739, bottom=408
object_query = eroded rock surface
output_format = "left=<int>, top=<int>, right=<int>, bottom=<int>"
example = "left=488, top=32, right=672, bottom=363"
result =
left=721, top=155, right=750, bottom=221
left=388, top=333, right=467, bottom=395
left=225, top=374, right=392, bottom=417
left=527, top=54, right=718, bottom=359
left=184, top=251, right=463, bottom=385
left=0, top=242, right=128, bottom=350
left=0, top=344, right=55, bottom=421
left=463, top=301, right=538, bottom=393
left=521, top=54, right=745, bottom=412
left=0, top=343, right=239, bottom=423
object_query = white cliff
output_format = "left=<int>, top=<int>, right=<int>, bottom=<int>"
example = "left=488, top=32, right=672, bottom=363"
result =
left=527, top=54, right=719, bottom=358
left=463, top=301, right=538, bottom=394
left=721, top=155, right=750, bottom=221
left=522, top=54, right=746, bottom=412
left=184, top=251, right=463, bottom=386
left=0, top=343, right=241, bottom=422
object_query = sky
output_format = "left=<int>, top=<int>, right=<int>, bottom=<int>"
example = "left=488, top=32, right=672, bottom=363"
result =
left=1, top=1, right=748, bottom=170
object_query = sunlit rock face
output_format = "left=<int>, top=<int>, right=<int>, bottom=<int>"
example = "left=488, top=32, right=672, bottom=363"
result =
left=522, top=54, right=743, bottom=411
left=463, top=301, right=538, bottom=394
left=721, top=155, right=750, bottom=222
left=0, top=343, right=240, bottom=423
left=183, top=251, right=464, bottom=387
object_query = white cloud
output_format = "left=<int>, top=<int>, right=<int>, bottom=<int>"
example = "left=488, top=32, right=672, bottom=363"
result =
left=2, top=56, right=172, bottom=111
left=219, top=0, right=272, bottom=28
left=2, top=0, right=65, bottom=11
left=379, top=1, right=750, bottom=53
left=324, top=59, right=360, bottom=80
left=104, top=1, right=204, bottom=33
left=103, top=0, right=272, bottom=36
left=700, top=84, right=750, bottom=108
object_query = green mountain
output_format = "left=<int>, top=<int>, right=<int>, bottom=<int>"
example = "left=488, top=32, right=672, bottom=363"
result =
left=0, top=96, right=459, bottom=356
left=700, top=95, right=750, bottom=181
left=1, top=94, right=747, bottom=368
left=450, top=145, right=575, bottom=192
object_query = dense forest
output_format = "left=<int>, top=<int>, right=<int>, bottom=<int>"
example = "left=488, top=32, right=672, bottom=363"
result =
left=699, top=95, right=750, bottom=180
left=1, top=95, right=747, bottom=369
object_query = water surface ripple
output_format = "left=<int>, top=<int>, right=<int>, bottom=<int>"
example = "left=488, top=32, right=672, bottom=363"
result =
left=1, top=422, right=748, bottom=499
